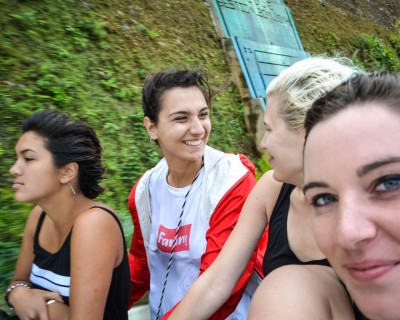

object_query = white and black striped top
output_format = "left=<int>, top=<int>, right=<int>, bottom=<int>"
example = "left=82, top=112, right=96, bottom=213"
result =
left=30, top=207, right=130, bottom=319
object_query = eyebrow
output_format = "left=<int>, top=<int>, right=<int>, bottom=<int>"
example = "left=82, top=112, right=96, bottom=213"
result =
left=168, top=107, right=208, bottom=117
left=19, top=148, right=36, bottom=155
left=303, top=181, right=329, bottom=195
left=357, top=157, right=400, bottom=177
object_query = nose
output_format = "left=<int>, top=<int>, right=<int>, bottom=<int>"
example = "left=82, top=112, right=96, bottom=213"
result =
left=336, top=195, right=377, bottom=250
left=190, top=117, right=206, bottom=135
left=9, top=160, right=20, bottom=177
left=259, top=132, right=268, bottom=151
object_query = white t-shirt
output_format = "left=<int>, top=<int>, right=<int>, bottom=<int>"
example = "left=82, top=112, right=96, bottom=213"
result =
left=147, top=164, right=252, bottom=319
left=148, top=165, right=208, bottom=317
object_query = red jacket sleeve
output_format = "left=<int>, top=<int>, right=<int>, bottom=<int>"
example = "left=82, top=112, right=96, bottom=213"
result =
left=163, top=154, right=258, bottom=319
left=127, top=178, right=150, bottom=309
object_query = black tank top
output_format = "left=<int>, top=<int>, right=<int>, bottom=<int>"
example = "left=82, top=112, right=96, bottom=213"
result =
left=31, top=206, right=130, bottom=320
left=263, top=183, right=330, bottom=277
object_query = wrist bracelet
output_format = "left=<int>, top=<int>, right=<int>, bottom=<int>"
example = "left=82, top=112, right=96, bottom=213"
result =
left=5, top=283, right=31, bottom=308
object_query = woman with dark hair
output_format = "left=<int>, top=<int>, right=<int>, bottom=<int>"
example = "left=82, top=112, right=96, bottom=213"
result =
left=304, top=72, right=400, bottom=320
left=4, top=109, right=130, bottom=320
left=127, top=69, right=262, bottom=319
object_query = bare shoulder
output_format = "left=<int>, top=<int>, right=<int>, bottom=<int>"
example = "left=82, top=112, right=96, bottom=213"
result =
left=25, top=205, right=45, bottom=233
left=74, top=203, right=122, bottom=234
left=258, top=170, right=282, bottom=192
left=248, top=265, right=355, bottom=320
left=257, top=170, right=283, bottom=221
left=71, top=203, right=124, bottom=262
left=28, top=205, right=45, bottom=220
left=69, top=204, right=124, bottom=283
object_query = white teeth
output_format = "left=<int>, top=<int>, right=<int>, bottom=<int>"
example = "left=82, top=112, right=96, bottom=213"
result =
left=184, top=139, right=202, bottom=146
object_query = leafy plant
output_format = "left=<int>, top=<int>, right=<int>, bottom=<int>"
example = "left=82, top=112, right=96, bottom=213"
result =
left=355, top=34, right=400, bottom=71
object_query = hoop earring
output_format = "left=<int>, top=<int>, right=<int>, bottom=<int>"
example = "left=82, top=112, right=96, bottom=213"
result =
left=67, top=182, right=77, bottom=196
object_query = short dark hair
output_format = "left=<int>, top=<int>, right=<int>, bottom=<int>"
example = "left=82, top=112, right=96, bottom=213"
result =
left=305, top=72, right=400, bottom=141
left=141, top=69, right=212, bottom=123
left=22, top=109, right=105, bottom=199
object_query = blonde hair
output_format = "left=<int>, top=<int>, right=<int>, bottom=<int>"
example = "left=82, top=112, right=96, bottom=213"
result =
left=266, top=56, right=362, bottom=131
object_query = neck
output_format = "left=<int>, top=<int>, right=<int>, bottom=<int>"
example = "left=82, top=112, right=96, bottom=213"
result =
left=36, top=193, right=94, bottom=227
left=167, top=160, right=203, bottom=188
left=287, top=170, right=305, bottom=188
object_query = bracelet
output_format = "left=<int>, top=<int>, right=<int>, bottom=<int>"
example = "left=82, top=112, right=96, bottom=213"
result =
left=5, top=283, right=31, bottom=308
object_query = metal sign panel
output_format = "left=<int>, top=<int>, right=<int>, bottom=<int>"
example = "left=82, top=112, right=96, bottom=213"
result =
left=212, top=0, right=304, bottom=51
left=232, top=37, right=310, bottom=109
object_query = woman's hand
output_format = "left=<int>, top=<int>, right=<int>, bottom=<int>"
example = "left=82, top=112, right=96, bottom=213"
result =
left=47, top=300, right=69, bottom=320
left=11, top=287, right=63, bottom=320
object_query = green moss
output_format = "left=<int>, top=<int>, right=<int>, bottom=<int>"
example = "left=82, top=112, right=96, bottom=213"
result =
left=285, top=0, right=400, bottom=71
left=0, top=0, right=259, bottom=300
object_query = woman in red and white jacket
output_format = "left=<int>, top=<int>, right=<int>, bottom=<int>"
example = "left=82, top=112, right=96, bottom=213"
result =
left=127, top=69, right=266, bottom=319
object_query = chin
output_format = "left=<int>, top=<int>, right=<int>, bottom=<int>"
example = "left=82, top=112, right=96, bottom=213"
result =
left=271, top=169, right=285, bottom=183
left=361, top=307, right=399, bottom=320
left=354, top=293, right=399, bottom=320
left=14, top=194, right=34, bottom=204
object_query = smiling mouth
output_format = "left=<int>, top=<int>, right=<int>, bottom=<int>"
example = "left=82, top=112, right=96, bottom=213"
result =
left=346, top=262, right=399, bottom=282
left=184, top=139, right=202, bottom=146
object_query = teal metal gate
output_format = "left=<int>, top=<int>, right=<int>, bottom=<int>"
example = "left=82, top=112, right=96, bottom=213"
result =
left=207, top=0, right=309, bottom=145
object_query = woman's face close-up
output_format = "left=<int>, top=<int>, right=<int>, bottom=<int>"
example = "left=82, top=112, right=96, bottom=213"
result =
left=304, top=103, right=400, bottom=320
left=151, top=86, right=211, bottom=165
left=260, top=94, right=305, bottom=183
left=9, top=131, right=62, bottom=204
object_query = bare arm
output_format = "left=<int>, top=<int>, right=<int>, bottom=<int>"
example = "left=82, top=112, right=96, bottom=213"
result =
left=8, top=206, right=63, bottom=320
left=248, top=265, right=355, bottom=320
left=169, top=171, right=281, bottom=319
left=68, top=207, right=124, bottom=320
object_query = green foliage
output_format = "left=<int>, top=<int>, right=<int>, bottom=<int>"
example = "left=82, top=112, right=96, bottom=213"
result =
left=388, top=19, right=400, bottom=57
left=325, top=32, right=341, bottom=54
left=354, top=34, right=400, bottom=71
left=285, top=0, right=400, bottom=72
left=0, top=0, right=262, bottom=303
left=136, top=25, right=159, bottom=39
left=257, top=154, right=272, bottom=180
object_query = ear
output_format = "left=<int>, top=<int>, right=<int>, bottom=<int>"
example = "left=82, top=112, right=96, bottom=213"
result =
left=143, top=116, right=158, bottom=140
left=60, top=162, right=78, bottom=183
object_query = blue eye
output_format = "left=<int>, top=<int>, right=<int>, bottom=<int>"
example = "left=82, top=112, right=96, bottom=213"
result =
left=375, top=175, right=400, bottom=192
left=311, top=193, right=337, bottom=207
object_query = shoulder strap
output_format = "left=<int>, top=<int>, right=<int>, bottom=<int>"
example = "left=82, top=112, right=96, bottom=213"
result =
left=89, top=206, right=126, bottom=248
left=33, top=211, right=47, bottom=244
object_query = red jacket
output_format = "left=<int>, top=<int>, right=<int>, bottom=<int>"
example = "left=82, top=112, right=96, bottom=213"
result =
left=128, top=146, right=267, bottom=319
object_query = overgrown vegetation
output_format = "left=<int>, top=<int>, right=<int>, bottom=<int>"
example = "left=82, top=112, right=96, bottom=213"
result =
left=0, top=0, right=258, bottom=301
left=285, top=0, right=400, bottom=71
left=1, top=0, right=399, bottom=309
